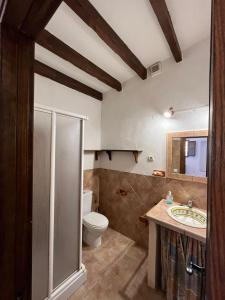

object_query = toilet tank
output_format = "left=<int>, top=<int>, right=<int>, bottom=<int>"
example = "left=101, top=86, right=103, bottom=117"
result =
left=83, top=190, right=93, bottom=216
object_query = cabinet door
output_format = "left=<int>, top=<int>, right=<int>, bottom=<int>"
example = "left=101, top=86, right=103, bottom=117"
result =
left=32, top=110, right=52, bottom=300
left=53, top=114, right=81, bottom=289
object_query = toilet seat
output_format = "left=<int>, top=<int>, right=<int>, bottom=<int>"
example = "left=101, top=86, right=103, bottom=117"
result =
left=83, top=212, right=109, bottom=230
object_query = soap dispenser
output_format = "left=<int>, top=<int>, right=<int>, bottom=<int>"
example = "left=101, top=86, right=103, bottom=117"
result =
left=165, top=191, right=173, bottom=205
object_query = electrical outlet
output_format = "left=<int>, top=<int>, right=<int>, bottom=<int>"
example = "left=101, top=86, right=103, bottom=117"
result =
left=147, top=155, right=154, bottom=162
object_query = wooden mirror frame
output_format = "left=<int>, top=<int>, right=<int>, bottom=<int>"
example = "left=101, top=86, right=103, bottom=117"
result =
left=166, top=130, right=208, bottom=184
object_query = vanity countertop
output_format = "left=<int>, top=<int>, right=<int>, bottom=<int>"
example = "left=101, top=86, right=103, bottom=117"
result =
left=146, top=200, right=206, bottom=243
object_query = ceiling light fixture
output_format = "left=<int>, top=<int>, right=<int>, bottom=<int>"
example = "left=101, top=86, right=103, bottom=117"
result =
left=163, top=104, right=209, bottom=119
left=163, top=107, right=174, bottom=118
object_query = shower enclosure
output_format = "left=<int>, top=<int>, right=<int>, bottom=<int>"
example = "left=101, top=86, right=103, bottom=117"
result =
left=32, top=104, right=87, bottom=300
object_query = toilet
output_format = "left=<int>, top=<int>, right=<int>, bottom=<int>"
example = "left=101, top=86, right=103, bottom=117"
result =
left=82, top=190, right=109, bottom=247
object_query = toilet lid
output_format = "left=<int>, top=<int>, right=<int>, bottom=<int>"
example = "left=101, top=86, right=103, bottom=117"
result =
left=83, top=212, right=109, bottom=229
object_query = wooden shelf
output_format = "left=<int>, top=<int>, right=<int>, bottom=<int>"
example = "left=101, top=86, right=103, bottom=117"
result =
left=84, top=149, right=142, bottom=163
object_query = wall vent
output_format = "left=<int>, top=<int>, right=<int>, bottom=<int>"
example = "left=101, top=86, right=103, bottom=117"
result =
left=149, top=62, right=162, bottom=77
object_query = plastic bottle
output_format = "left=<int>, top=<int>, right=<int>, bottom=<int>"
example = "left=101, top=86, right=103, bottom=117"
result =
left=165, top=191, right=173, bottom=205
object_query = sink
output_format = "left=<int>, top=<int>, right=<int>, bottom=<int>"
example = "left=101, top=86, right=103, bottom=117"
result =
left=167, top=205, right=207, bottom=228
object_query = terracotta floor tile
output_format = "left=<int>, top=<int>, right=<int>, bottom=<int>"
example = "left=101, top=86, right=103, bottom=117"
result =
left=70, top=228, right=165, bottom=300
left=125, top=245, right=147, bottom=261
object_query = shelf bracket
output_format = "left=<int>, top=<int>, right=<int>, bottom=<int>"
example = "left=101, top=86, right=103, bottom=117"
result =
left=86, top=149, right=142, bottom=163
left=133, top=151, right=139, bottom=163
left=94, top=151, right=99, bottom=160
left=106, top=150, right=112, bottom=160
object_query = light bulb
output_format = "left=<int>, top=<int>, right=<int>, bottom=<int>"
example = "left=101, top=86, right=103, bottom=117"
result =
left=163, top=107, right=174, bottom=118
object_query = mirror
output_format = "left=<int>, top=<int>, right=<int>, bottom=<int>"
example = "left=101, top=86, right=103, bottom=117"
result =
left=167, top=130, right=208, bottom=183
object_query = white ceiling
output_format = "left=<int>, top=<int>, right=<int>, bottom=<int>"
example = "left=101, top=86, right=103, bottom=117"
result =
left=35, top=0, right=211, bottom=94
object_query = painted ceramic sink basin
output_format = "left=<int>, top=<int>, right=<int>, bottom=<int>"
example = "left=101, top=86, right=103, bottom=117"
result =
left=167, top=205, right=207, bottom=229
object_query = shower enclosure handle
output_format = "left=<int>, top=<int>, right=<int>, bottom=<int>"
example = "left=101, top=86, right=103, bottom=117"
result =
left=186, top=261, right=205, bottom=275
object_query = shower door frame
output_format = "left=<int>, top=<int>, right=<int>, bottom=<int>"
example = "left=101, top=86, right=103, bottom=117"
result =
left=34, top=104, right=87, bottom=300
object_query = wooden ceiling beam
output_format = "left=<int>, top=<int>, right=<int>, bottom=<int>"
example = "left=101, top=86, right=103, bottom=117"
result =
left=149, top=0, right=182, bottom=62
left=64, top=0, right=147, bottom=79
left=1, top=0, right=62, bottom=38
left=36, top=30, right=122, bottom=91
left=21, top=0, right=62, bottom=38
left=34, top=60, right=103, bottom=101
left=0, top=0, right=33, bottom=29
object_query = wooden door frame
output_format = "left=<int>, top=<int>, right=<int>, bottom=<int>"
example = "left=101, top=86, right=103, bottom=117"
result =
left=0, top=0, right=224, bottom=299
left=206, top=0, right=225, bottom=299
left=0, top=22, right=35, bottom=300
left=0, top=1, right=62, bottom=299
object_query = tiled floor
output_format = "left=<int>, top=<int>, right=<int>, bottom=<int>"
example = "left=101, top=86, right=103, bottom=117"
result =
left=70, top=228, right=165, bottom=300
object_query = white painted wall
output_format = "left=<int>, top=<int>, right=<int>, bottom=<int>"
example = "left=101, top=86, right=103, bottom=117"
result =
left=100, top=38, right=210, bottom=175
left=34, top=74, right=101, bottom=170
left=34, top=38, right=210, bottom=174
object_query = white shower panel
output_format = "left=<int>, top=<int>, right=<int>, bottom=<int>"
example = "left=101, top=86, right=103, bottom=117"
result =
left=32, top=104, right=87, bottom=300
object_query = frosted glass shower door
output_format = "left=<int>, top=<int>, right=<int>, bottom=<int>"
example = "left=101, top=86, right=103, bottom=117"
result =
left=32, top=110, right=52, bottom=300
left=53, top=114, right=82, bottom=289
left=33, top=105, right=86, bottom=300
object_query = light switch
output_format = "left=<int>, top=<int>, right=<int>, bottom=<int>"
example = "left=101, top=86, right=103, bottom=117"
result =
left=147, top=155, right=154, bottom=162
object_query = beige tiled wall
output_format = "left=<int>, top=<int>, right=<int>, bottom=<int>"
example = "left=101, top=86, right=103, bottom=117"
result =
left=83, top=169, right=100, bottom=212
left=83, top=168, right=207, bottom=248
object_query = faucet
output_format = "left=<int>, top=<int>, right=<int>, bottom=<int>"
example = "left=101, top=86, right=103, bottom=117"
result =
left=187, top=199, right=193, bottom=208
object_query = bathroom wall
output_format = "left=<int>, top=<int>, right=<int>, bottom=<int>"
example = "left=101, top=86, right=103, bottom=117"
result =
left=35, top=38, right=210, bottom=248
left=34, top=74, right=102, bottom=170
left=83, top=169, right=100, bottom=212
left=100, top=38, right=210, bottom=175
left=98, top=169, right=207, bottom=248
left=83, top=167, right=207, bottom=248
left=97, top=39, right=210, bottom=247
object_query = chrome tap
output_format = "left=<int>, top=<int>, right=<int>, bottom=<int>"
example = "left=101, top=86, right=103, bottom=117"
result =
left=187, top=199, right=193, bottom=208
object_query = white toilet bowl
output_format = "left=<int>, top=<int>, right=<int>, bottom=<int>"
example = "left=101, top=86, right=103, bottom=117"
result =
left=83, top=212, right=109, bottom=247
